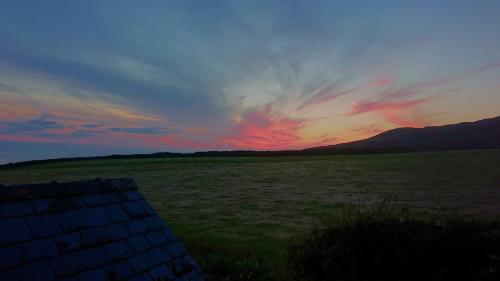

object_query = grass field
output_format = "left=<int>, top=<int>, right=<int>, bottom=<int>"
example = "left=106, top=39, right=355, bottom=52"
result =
left=1, top=150, right=499, bottom=263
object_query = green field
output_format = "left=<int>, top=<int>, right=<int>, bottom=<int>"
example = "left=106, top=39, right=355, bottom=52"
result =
left=1, top=150, right=499, bottom=262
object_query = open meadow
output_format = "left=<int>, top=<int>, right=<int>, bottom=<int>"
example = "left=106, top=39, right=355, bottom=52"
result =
left=1, top=150, right=499, bottom=263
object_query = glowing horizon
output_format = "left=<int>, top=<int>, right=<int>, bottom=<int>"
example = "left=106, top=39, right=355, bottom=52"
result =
left=1, top=1, right=500, bottom=163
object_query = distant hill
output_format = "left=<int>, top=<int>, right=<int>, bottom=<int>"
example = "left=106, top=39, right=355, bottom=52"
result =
left=306, top=115, right=500, bottom=153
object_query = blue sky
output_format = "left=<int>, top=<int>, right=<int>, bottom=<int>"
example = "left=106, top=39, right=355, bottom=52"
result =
left=1, top=0, right=500, bottom=163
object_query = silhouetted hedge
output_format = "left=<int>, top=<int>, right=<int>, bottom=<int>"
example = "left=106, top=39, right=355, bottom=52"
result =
left=288, top=209, right=500, bottom=281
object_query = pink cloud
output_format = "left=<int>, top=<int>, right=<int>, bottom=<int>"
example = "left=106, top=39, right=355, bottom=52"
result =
left=0, top=135, right=51, bottom=143
left=219, top=106, right=308, bottom=150
left=371, top=76, right=393, bottom=88
left=348, top=98, right=432, bottom=116
left=348, top=97, right=436, bottom=127
left=343, top=61, right=500, bottom=127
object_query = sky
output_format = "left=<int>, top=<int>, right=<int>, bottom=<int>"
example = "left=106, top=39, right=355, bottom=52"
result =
left=1, top=0, right=500, bottom=163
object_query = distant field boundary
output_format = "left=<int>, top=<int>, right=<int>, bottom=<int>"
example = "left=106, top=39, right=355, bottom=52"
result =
left=1, top=148, right=498, bottom=169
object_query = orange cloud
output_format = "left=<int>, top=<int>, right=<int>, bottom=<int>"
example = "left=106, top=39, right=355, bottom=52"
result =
left=348, top=97, right=436, bottom=127
left=0, top=99, right=40, bottom=121
left=220, top=106, right=307, bottom=150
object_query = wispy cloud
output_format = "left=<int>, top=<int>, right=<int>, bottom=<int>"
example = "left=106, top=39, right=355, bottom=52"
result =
left=347, top=61, right=500, bottom=127
left=0, top=81, right=22, bottom=93
left=297, top=83, right=363, bottom=111
left=220, top=105, right=306, bottom=150
left=348, top=97, right=435, bottom=127
left=296, top=73, right=395, bottom=111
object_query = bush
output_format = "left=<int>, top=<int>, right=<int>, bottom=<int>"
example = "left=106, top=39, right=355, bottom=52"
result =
left=288, top=207, right=500, bottom=281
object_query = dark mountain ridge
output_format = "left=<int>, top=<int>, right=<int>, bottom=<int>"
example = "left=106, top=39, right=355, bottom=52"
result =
left=307, top=115, right=500, bottom=152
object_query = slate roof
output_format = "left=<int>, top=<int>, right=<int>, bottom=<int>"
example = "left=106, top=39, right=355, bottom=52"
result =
left=0, top=178, right=205, bottom=281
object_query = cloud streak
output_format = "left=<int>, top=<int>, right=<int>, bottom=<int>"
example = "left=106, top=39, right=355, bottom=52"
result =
left=220, top=106, right=307, bottom=150
left=346, top=61, right=500, bottom=127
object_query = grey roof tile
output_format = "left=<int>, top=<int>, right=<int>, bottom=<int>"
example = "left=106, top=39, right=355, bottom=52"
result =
left=144, top=215, right=166, bottom=230
left=126, top=235, right=150, bottom=253
left=139, top=200, right=156, bottom=216
left=122, top=201, right=148, bottom=218
left=78, top=247, right=112, bottom=269
left=101, top=192, right=121, bottom=204
left=0, top=245, right=27, bottom=269
left=54, top=210, right=87, bottom=232
left=103, top=261, right=133, bottom=280
left=23, top=238, right=58, bottom=261
left=102, top=204, right=129, bottom=222
left=0, top=182, right=57, bottom=202
left=148, top=247, right=172, bottom=265
left=76, top=268, right=108, bottom=281
left=59, top=278, right=78, bottom=281
left=0, top=178, right=204, bottom=281
left=80, top=207, right=110, bottom=226
left=25, top=215, right=62, bottom=237
left=80, top=194, right=107, bottom=207
left=30, top=198, right=55, bottom=214
left=0, top=201, right=35, bottom=218
left=80, top=227, right=112, bottom=247
left=16, top=260, right=55, bottom=281
left=125, top=219, right=149, bottom=235
left=105, top=223, right=130, bottom=240
left=162, top=228, right=178, bottom=242
left=122, top=190, right=143, bottom=201
left=165, top=241, right=188, bottom=258
left=103, top=241, right=131, bottom=261
left=129, top=272, right=154, bottom=281
left=56, top=180, right=100, bottom=196
left=0, top=218, right=33, bottom=244
left=53, top=232, right=82, bottom=253
left=145, top=230, right=169, bottom=247
left=50, top=252, right=85, bottom=276
left=48, top=197, right=85, bottom=212
left=100, top=178, right=137, bottom=192
left=128, top=253, right=154, bottom=273
left=0, top=269, right=18, bottom=281
left=149, top=265, right=176, bottom=280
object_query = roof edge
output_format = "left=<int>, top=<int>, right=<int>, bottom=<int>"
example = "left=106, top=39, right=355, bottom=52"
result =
left=0, top=178, right=138, bottom=202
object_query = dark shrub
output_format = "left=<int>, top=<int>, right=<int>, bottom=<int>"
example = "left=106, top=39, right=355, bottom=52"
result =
left=288, top=209, right=500, bottom=281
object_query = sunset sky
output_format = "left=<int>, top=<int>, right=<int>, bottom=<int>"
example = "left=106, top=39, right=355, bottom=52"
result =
left=1, top=1, right=500, bottom=163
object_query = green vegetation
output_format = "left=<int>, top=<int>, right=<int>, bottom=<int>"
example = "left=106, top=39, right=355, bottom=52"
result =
left=289, top=204, right=500, bottom=281
left=1, top=150, right=499, bottom=280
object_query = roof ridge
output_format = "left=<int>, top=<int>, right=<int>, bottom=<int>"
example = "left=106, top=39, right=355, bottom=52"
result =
left=0, top=178, right=138, bottom=202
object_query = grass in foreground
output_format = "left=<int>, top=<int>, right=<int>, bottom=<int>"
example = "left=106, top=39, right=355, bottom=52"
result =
left=190, top=202, right=500, bottom=281
left=1, top=150, right=499, bottom=273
